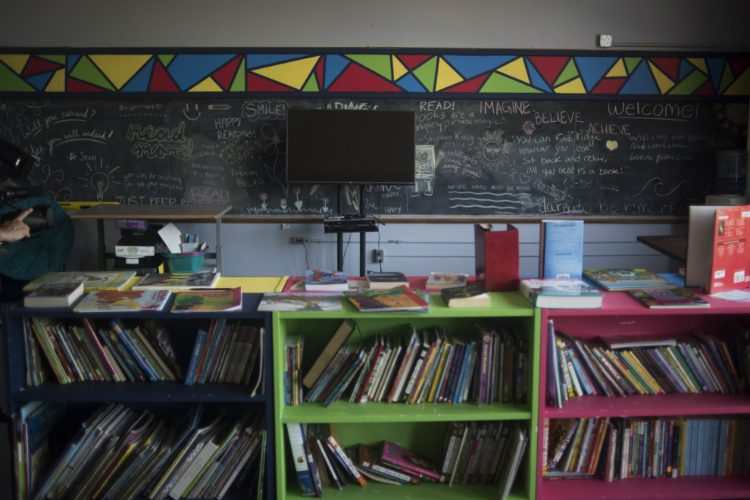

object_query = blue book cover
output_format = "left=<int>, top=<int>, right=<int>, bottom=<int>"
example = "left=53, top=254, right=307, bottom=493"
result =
left=26, top=401, right=66, bottom=493
left=540, top=220, right=584, bottom=280
left=286, top=424, right=315, bottom=497
left=305, top=270, right=348, bottom=291
left=454, top=338, right=476, bottom=403
left=185, top=329, right=208, bottom=385
left=717, top=419, right=728, bottom=475
left=110, top=320, right=158, bottom=382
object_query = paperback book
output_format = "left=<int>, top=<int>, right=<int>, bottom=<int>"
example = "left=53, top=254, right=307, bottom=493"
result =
left=441, top=283, right=490, bottom=308
left=366, top=272, right=409, bottom=290
left=539, top=220, right=584, bottom=280
left=583, top=269, right=680, bottom=291
left=305, top=270, right=349, bottom=292
left=73, top=290, right=172, bottom=312
left=345, top=286, right=429, bottom=313
left=132, top=272, right=221, bottom=290
left=257, top=293, right=343, bottom=312
left=425, top=272, right=468, bottom=290
left=520, top=279, right=603, bottom=309
left=24, top=283, right=84, bottom=308
left=627, top=287, right=710, bottom=309
left=23, top=271, right=137, bottom=292
left=171, top=287, right=243, bottom=312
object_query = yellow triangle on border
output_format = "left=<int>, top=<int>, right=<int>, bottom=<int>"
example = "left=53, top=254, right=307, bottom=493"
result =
left=607, top=59, right=627, bottom=78
left=435, top=57, right=464, bottom=91
left=89, top=55, right=152, bottom=90
left=189, top=76, right=223, bottom=92
left=648, top=61, right=675, bottom=94
left=0, top=54, right=30, bottom=74
left=554, top=77, right=586, bottom=94
left=724, top=68, right=750, bottom=96
left=252, top=56, right=320, bottom=90
left=392, top=56, right=408, bottom=81
left=45, top=69, right=65, bottom=92
left=497, top=57, right=529, bottom=84
left=687, top=58, right=708, bottom=75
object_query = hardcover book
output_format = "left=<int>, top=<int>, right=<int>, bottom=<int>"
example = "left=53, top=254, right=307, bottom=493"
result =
left=171, top=288, right=243, bottom=312
left=425, top=272, right=468, bottom=290
left=520, top=279, right=603, bottom=309
left=23, top=271, right=137, bottom=292
left=73, top=290, right=171, bottom=313
left=132, top=272, right=221, bottom=290
left=365, top=272, right=409, bottom=290
left=441, top=283, right=490, bottom=308
left=257, top=293, right=343, bottom=312
left=540, top=220, right=584, bottom=280
left=627, top=287, right=710, bottom=309
left=24, top=283, right=84, bottom=308
left=345, top=286, right=429, bottom=313
left=304, top=270, right=349, bottom=292
left=582, top=269, right=680, bottom=291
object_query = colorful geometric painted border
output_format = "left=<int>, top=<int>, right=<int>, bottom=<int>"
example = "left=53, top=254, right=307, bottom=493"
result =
left=0, top=49, right=748, bottom=98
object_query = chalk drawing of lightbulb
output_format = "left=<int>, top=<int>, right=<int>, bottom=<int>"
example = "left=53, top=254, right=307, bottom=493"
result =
left=77, top=158, right=121, bottom=202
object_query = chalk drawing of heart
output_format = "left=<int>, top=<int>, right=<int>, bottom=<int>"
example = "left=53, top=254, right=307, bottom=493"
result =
left=519, top=173, right=531, bottom=184
left=606, top=140, right=618, bottom=151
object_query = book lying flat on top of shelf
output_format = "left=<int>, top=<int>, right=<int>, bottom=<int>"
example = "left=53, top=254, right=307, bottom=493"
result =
left=582, top=269, right=680, bottom=291
left=24, top=282, right=84, bottom=308
left=441, top=283, right=490, bottom=308
left=366, top=272, right=409, bottom=290
left=599, top=334, right=677, bottom=349
left=23, top=271, right=137, bottom=292
left=345, top=286, right=429, bottom=313
left=291, top=278, right=368, bottom=292
left=425, top=272, right=468, bottom=290
left=73, top=290, right=172, bottom=312
left=257, top=292, right=343, bottom=312
left=304, top=270, right=349, bottom=292
left=132, top=272, right=221, bottom=290
left=520, top=279, right=603, bottom=309
left=627, top=287, right=710, bottom=309
left=171, top=287, right=243, bottom=312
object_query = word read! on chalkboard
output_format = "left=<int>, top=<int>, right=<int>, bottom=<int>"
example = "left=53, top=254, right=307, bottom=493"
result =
left=1, top=98, right=747, bottom=220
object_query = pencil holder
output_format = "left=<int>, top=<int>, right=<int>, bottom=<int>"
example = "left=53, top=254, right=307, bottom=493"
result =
left=163, top=246, right=209, bottom=273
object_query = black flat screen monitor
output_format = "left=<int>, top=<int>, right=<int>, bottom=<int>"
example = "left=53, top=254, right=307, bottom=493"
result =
left=286, top=109, right=415, bottom=184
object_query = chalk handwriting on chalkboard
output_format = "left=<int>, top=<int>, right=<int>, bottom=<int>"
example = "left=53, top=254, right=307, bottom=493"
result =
left=0, top=98, right=747, bottom=218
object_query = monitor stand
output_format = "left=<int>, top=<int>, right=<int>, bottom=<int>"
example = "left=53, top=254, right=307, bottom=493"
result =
left=326, top=184, right=373, bottom=276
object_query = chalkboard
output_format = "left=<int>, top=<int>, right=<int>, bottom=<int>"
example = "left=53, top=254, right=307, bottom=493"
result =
left=1, top=98, right=747, bottom=219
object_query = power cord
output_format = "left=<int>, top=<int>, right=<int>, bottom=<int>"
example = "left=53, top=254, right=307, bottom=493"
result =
left=300, top=241, right=309, bottom=270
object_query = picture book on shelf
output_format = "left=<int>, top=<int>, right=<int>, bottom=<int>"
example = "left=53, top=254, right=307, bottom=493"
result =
left=520, top=279, right=603, bottom=309
left=171, top=287, right=243, bottom=312
left=440, top=283, right=490, bottom=308
left=24, top=282, right=84, bottom=308
left=539, top=220, right=584, bottom=280
left=381, top=440, right=442, bottom=482
left=345, top=286, right=428, bottom=313
left=132, top=272, right=221, bottom=290
left=627, top=287, right=710, bottom=309
left=304, top=269, right=349, bottom=292
left=582, top=269, right=680, bottom=291
left=257, top=293, right=343, bottom=312
left=425, top=272, right=468, bottom=290
left=73, top=289, right=172, bottom=312
left=708, top=205, right=750, bottom=294
left=365, top=272, right=409, bottom=290
left=23, top=271, right=137, bottom=292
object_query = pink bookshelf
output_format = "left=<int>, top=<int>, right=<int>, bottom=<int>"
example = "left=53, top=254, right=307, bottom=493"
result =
left=536, top=290, right=750, bottom=500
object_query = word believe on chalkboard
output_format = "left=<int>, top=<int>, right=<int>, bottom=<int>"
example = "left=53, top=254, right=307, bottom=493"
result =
left=1, top=98, right=747, bottom=219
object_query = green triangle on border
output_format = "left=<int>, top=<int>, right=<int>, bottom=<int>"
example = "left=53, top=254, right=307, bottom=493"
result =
left=624, top=57, right=642, bottom=74
left=230, top=58, right=246, bottom=91
left=0, top=62, right=35, bottom=91
left=69, top=56, right=115, bottom=91
left=668, top=71, right=708, bottom=95
left=302, top=73, right=319, bottom=92
left=37, top=55, right=65, bottom=65
left=346, top=54, right=392, bottom=80
left=718, top=64, right=734, bottom=94
left=553, top=59, right=579, bottom=87
left=158, top=54, right=175, bottom=67
left=413, top=56, right=438, bottom=92
left=480, top=72, right=542, bottom=94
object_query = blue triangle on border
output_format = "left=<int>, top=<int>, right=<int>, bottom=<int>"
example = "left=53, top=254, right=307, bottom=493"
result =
left=325, top=55, right=349, bottom=89
left=575, top=56, right=617, bottom=91
left=67, top=55, right=80, bottom=72
left=527, top=63, right=551, bottom=92
left=26, top=71, right=54, bottom=90
left=678, top=60, right=694, bottom=81
left=443, top=55, right=516, bottom=79
left=707, top=58, right=725, bottom=90
left=396, top=73, right=426, bottom=92
left=246, top=54, right=308, bottom=70
left=619, top=61, right=660, bottom=94
left=122, top=58, right=154, bottom=92
left=167, top=54, right=237, bottom=90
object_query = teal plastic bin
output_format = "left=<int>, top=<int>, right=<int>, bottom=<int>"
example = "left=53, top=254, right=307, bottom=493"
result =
left=163, top=246, right=208, bottom=273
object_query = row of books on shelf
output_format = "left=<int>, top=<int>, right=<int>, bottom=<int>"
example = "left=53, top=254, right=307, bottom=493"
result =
left=547, top=320, right=750, bottom=408
left=286, top=421, right=527, bottom=499
left=12, top=402, right=266, bottom=500
left=285, top=320, right=528, bottom=407
left=544, top=416, right=750, bottom=481
left=300, top=270, right=469, bottom=292
left=25, top=271, right=221, bottom=294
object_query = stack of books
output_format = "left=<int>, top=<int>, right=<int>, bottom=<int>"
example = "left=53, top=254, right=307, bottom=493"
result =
left=22, top=402, right=266, bottom=500
left=24, top=317, right=183, bottom=384
left=545, top=416, right=750, bottom=481
left=186, top=319, right=264, bottom=392
left=547, top=320, right=750, bottom=408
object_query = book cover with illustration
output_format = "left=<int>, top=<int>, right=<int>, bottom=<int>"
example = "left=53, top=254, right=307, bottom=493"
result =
left=441, top=283, right=490, bottom=308
left=171, top=287, right=243, bottom=312
left=381, top=440, right=442, bottom=482
left=73, top=290, right=172, bottom=312
left=132, top=272, right=220, bottom=290
left=520, top=279, right=603, bottom=308
left=366, top=272, right=409, bottom=290
left=582, top=269, right=679, bottom=291
left=257, top=293, right=343, bottom=312
left=23, top=271, right=137, bottom=292
left=425, top=272, right=468, bottom=290
left=708, top=206, right=750, bottom=294
left=345, top=286, right=429, bottom=313
left=305, top=270, right=349, bottom=292
left=627, top=287, right=710, bottom=309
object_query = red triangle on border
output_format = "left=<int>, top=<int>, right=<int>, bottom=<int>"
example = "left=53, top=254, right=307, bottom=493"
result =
left=528, top=56, right=569, bottom=85
left=212, top=56, right=242, bottom=90
left=443, top=73, right=489, bottom=93
left=592, top=78, right=626, bottom=94
left=149, top=60, right=180, bottom=92
left=694, top=81, right=715, bottom=95
left=650, top=58, right=679, bottom=81
left=729, top=58, right=750, bottom=77
left=246, top=72, right=295, bottom=92
left=315, top=56, right=325, bottom=89
left=398, top=55, right=432, bottom=70
left=67, top=77, right=107, bottom=92
left=328, top=63, right=402, bottom=92
left=23, top=57, right=63, bottom=76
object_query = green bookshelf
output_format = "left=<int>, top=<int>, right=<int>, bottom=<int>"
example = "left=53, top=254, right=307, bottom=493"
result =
left=273, top=291, right=541, bottom=500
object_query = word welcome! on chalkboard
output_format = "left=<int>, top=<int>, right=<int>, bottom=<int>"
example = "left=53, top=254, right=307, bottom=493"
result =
left=0, top=98, right=747, bottom=219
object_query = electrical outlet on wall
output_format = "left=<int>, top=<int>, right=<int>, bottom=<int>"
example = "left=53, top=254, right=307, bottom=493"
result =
left=373, top=249, right=384, bottom=263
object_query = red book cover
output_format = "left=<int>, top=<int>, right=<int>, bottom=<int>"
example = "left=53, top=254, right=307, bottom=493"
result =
left=474, top=224, right=519, bottom=292
left=709, top=206, right=750, bottom=294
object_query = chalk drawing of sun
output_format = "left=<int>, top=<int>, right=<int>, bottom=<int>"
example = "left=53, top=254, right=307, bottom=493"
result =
left=77, top=158, right=121, bottom=201
left=473, top=131, right=512, bottom=172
